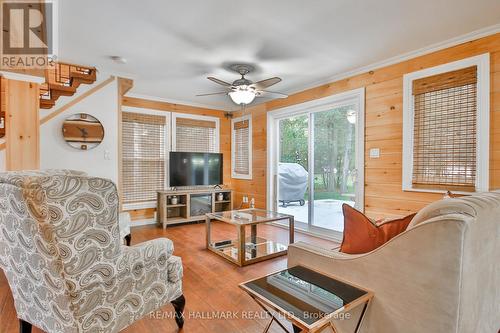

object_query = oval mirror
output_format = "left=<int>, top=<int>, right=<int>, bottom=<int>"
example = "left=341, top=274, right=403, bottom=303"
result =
left=62, top=113, right=104, bottom=150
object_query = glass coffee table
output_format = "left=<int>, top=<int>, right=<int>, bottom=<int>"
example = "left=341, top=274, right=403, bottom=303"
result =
left=240, top=266, right=373, bottom=333
left=205, top=209, right=295, bottom=266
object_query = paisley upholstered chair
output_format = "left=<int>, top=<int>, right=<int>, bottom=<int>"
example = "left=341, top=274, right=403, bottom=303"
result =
left=0, top=170, right=185, bottom=333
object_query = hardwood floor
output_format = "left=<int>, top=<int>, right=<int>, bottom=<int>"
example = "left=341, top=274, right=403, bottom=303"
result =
left=0, top=222, right=337, bottom=333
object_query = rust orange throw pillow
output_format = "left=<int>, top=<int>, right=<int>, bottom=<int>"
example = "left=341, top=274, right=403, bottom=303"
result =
left=340, top=204, right=416, bottom=254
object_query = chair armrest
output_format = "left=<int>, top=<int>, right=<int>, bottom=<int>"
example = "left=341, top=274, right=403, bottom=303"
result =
left=167, top=255, right=183, bottom=284
left=118, top=212, right=131, bottom=239
left=71, top=238, right=182, bottom=331
left=119, top=237, right=174, bottom=272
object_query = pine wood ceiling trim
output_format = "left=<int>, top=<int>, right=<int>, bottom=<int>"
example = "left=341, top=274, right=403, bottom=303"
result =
left=122, top=96, right=225, bottom=117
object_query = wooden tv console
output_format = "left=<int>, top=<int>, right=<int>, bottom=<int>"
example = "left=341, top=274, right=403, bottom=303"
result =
left=157, top=188, right=233, bottom=229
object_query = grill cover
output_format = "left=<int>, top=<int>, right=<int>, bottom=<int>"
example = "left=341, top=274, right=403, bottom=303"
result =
left=278, top=163, right=308, bottom=201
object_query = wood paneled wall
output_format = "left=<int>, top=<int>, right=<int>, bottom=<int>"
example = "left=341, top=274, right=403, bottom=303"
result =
left=231, top=33, right=500, bottom=218
left=0, top=78, right=6, bottom=141
left=121, top=96, right=232, bottom=221
left=4, top=79, right=40, bottom=170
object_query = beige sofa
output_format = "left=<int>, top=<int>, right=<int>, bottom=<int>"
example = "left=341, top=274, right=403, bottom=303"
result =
left=288, top=192, right=500, bottom=333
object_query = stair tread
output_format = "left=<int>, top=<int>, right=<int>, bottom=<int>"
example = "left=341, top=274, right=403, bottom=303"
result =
left=71, top=70, right=96, bottom=81
left=40, top=99, right=56, bottom=109
left=39, top=63, right=97, bottom=109
left=48, top=83, right=76, bottom=92
left=70, top=70, right=95, bottom=76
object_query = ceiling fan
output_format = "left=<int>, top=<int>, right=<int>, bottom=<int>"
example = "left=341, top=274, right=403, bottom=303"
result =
left=196, top=64, right=288, bottom=106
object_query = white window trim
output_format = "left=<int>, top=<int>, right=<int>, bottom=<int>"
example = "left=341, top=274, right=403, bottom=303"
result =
left=267, top=87, right=365, bottom=219
left=171, top=112, right=220, bottom=153
left=121, top=106, right=170, bottom=210
left=402, top=53, right=490, bottom=194
left=231, top=114, right=253, bottom=180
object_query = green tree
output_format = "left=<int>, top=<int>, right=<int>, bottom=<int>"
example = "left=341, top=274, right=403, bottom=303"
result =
left=279, top=115, right=309, bottom=169
left=279, top=106, right=356, bottom=196
left=313, top=106, right=356, bottom=193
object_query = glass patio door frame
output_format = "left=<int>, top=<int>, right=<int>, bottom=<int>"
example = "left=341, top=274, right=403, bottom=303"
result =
left=267, top=88, right=365, bottom=240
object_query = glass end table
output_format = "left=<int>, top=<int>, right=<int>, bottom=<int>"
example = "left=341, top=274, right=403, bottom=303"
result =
left=240, top=266, right=373, bottom=333
left=205, top=209, right=295, bottom=266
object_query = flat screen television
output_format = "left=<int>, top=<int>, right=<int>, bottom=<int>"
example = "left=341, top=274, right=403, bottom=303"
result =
left=169, top=152, right=223, bottom=187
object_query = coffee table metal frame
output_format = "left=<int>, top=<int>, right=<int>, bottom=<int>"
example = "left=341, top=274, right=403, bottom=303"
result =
left=205, top=208, right=295, bottom=267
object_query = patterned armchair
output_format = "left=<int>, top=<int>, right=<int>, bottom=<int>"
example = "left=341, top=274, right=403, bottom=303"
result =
left=0, top=170, right=185, bottom=333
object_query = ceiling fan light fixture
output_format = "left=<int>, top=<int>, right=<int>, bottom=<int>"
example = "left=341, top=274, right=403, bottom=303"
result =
left=229, top=89, right=256, bottom=105
left=201, top=65, right=284, bottom=105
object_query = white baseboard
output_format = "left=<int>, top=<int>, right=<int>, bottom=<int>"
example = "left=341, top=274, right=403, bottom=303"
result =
left=130, top=218, right=157, bottom=227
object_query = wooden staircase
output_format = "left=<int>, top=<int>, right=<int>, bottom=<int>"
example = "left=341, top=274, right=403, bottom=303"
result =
left=39, top=63, right=97, bottom=109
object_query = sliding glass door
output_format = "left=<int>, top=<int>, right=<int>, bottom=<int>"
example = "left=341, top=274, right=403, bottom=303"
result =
left=271, top=89, right=364, bottom=238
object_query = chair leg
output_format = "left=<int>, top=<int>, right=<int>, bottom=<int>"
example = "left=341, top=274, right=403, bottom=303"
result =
left=171, top=294, right=185, bottom=328
left=19, top=320, right=32, bottom=333
left=124, top=234, right=131, bottom=246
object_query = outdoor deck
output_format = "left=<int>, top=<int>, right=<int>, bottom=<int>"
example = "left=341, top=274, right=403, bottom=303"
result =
left=278, top=199, right=354, bottom=232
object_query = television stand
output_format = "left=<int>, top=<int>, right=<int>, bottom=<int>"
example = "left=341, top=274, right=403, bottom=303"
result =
left=157, top=188, right=233, bottom=229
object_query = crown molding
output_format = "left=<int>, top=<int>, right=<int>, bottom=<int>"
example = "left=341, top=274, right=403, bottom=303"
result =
left=0, top=71, right=45, bottom=84
left=285, top=23, right=500, bottom=96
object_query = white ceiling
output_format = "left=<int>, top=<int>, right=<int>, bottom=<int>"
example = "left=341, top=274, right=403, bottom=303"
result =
left=59, top=0, right=500, bottom=111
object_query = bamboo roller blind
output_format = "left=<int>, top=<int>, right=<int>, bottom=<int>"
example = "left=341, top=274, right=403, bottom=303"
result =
left=175, top=117, right=217, bottom=152
left=233, top=119, right=250, bottom=176
left=412, top=66, right=477, bottom=192
left=122, top=112, right=166, bottom=204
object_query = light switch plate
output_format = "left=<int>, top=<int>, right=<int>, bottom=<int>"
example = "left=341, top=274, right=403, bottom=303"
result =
left=370, top=148, right=380, bottom=158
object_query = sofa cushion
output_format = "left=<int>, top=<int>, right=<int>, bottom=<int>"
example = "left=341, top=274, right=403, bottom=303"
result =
left=340, top=204, right=416, bottom=254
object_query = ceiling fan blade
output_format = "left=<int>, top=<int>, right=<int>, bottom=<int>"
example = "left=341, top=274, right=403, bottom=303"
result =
left=196, top=92, right=228, bottom=97
left=252, top=77, right=282, bottom=89
left=207, top=77, right=232, bottom=87
left=257, top=90, right=288, bottom=99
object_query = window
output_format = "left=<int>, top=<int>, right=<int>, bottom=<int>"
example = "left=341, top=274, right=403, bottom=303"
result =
left=172, top=113, right=219, bottom=152
left=403, top=54, right=490, bottom=193
left=232, top=115, right=252, bottom=179
left=122, top=109, right=168, bottom=209
left=121, top=109, right=221, bottom=208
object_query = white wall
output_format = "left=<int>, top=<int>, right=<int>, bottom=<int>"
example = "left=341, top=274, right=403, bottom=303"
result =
left=40, top=76, right=119, bottom=184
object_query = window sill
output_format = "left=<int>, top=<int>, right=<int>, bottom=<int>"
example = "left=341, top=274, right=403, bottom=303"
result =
left=122, top=201, right=157, bottom=211
left=402, top=186, right=487, bottom=196
left=231, top=173, right=253, bottom=180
